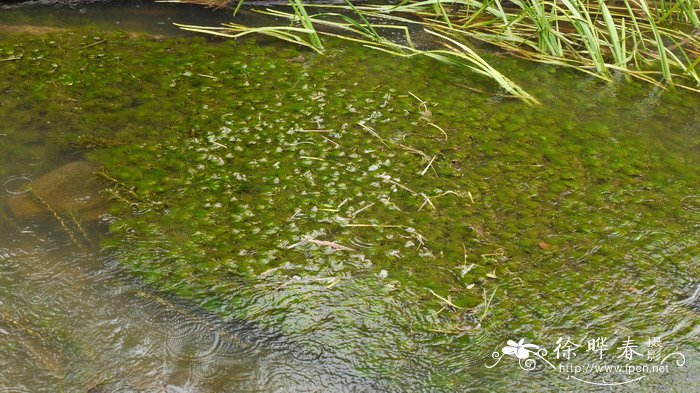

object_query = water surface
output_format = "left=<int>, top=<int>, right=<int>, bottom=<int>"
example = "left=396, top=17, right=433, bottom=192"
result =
left=1, top=1, right=698, bottom=391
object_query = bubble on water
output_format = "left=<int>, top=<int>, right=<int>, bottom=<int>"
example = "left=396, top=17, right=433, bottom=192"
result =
left=3, top=175, right=32, bottom=195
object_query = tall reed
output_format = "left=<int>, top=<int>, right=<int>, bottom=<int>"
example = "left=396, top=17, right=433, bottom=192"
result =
left=170, top=0, right=700, bottom=101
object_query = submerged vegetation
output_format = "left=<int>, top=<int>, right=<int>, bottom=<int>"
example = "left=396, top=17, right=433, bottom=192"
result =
left=1, top=23, right=698, bottom=389
left=175, top=0, right=700, bottom=102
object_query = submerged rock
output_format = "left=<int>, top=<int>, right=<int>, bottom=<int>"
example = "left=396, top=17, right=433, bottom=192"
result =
left=4, top=161, right=108, bottom=222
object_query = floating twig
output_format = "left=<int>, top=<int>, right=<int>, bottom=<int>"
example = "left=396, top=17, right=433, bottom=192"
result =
left=83, top=39, right=106, bottom=49
left=358, top=122, right=389, bottom=148
left=299, top=155, right=325, bottom=161
left=29, top=188, right=86, bottom=251
left=288, top=237, right=355, bottom=251
left=396, top=143, right=431, bottom=161
left=420, top=155, right=437, bottom=176
left=289, top=208, right=302, bottom=221
left=351, top=202, right=375, bottom=218
left=307, top=238, right=355, bottom=251
left=428, top=122, right=448, bottom=140
left=326, top=277, right=341, bottom=288
left=345, top=223, right=405, bottom=228
left=319, top=134, right=341, bottom=148
left=387, top=178, right=419, bottom=196
left=417, top=193, right=436, bottom=212
left=427, top=288, right=464, bottom=309
left=477, top=286, right=499, bottom=328
left=408, top=91, right=430, bottom=118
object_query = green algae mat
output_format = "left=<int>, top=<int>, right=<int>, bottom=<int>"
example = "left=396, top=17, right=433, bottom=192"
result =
left=1, top=29, right=698, bottom=391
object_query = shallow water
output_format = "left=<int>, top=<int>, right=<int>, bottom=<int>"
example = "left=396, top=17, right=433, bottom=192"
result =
left=1, top=1, right=699, bottom=392
left=0, top=198, right=384, bottom=391
left=1, top=0, right=270, bottom=36
left=0, top=3, right=393, bottom=391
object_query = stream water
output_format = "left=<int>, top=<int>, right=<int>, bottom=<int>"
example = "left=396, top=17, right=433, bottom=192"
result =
left=0, top=2, right=386, bottom=391
left=0, top=0, right=256, bottom=36
left=1, top=0, right=699, bottom=392
left=0, top=218, right=381, bottom=392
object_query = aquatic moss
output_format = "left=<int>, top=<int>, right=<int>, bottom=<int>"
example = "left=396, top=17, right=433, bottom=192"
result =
left=1, top=28, right=698, bottom=390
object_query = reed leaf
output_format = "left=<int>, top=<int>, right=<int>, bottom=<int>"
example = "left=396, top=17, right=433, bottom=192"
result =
left=176, top=0, right=700, bottom=97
